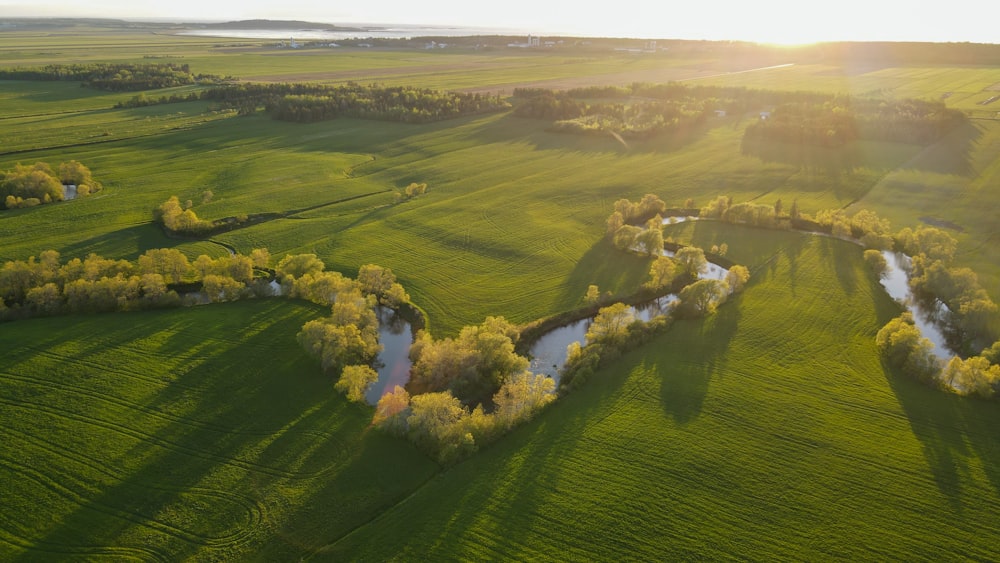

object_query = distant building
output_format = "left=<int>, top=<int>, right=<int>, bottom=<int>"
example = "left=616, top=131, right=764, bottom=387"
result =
left=508, top=34, right=541, bottom=48
left=714, top=109, right=727, bottom=118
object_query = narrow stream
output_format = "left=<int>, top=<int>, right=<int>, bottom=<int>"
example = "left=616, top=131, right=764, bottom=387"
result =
left=878, top=251, right=956, bottom=359
left=528, top=249, right=731, bottom=384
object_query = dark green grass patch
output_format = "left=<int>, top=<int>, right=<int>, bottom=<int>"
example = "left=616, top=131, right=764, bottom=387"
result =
left=318, top=233, right=1000, bottom=561
left=0, top=299, right=438, bottom=560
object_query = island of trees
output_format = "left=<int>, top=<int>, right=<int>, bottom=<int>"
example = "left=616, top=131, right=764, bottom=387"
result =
left=1, top=160, right=101, bottom=210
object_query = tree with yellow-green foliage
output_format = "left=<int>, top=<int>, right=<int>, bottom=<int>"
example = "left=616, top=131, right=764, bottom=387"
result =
left=876, top=313, right=940, bottom=383
left=942, top=356, right=1000, bottom=398
left=335, top=365, right=380, bottom=402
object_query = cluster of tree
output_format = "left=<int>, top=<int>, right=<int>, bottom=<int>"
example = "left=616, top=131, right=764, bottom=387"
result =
left=743, top=98, right=966, bottom=148
left=700, top=195, right=897, bottom=250
left=156, top=196, right=217, bottom=234
left=864, top=249, right=889, bottom=276
left=0, top=63, right=231, bottom=91
left=372, top=370, right=555, bottom=463
left=198, top=82, right=509, bottom=123
left=0, top=247, right=273, bottom=320
left=878, top=313, right=1000, bottom=398
left=674, top=265, right=750, bottom=318
left=607, top=194, right=667, bottom=226
left=561, top=256, right=749, bottom=390
left=903, top=227, right=998, bottom=343
left=512, top=90, right=708, bottom=138
left=297, top=290, right=382, bottom=376
left=605, top=194, right=670, bottom=256
left=876, top=313, right=942, bottom=382
left=114, top=91, right=202, bottom=108
left=611, top=217, right=665, bottom=257
left=284, top=258, right=414, bottom=401
left=699, top=196, right=781, bottom=230
left=406, top=316, right=529, bottom=407
left=1, top=161, right=101, bottom=210
left=395, top=182, right=427, bottom=202
left=560, top=302, right=669, bottom=389
left=941, top=348, right=1000, bottom=398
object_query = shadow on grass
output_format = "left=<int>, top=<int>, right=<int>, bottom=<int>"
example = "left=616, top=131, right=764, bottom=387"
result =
left=59, top=222, right=178, bottom=261
left=466, top=113, right=718, bottom=156
left=558, top=237, right=652, bottom=308
left=658, top=293, right=742, bottom=425
left=883, top=362, right=1000, bottom=506
left=4, top=300, right=436, bottom=561
left=897, top=120, right=982, bottom=177
left=741, top=120, right=981, bottom=178
left=310, top=341, right=637, bottom=560
left=816, top=235, right=859, bottom=296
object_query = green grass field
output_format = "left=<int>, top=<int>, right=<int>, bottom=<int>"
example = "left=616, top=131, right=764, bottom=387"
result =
left=2, top=25, right=1000, bottom=560
left=0, top=299, right=438, bottom=560
left=316, top=232, right=1000, bottom=561
left=6, top=227, right=998, bottom=560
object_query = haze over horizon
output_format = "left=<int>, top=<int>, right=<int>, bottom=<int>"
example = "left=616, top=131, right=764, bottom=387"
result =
left=1, top=0, right=996, bottom=45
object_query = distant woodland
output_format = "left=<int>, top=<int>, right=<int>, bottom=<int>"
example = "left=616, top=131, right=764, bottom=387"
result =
left=0, top=63, right=231, bottom=91
left=513, top=84, right=966, bottom=146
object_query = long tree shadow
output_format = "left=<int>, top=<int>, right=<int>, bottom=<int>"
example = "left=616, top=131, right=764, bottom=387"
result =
left=816, top=235, right=859, bottom=295
left=4, top=300, right=436, bottom=561
left=558, top=237, right=652, bottom=307
left=659, top=297, right=742, bottom=424
left=310, top=338, right=639, bottom=560
left=741, top=119, right=981, bottom=178
left=897, top=120, right=982, bottom=177
left=467, top=113, right=719, bottom=156
left=883, top=362, right=1000, bottom=505
left=58, top=223, right=176, bottom=260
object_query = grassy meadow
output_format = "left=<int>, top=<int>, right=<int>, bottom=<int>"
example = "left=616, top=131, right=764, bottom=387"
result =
left=0, top=299, right=439, bottom=561
left=2, top=24, right=1000, bottom=560
left=319, top=234, right=1000, bottom=561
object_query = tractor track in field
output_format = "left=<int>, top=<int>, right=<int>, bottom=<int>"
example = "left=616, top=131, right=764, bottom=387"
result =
left=0, top=398, right=345, bottom=480
left=0, top=370, right=339, bottom=441
left=0, top=457, right=259, bottom=550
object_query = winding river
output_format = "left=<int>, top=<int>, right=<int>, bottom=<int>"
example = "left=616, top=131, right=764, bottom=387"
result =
left=525, top=220, right=961, bottom=385
left=528, top=247, right=732, bottom=383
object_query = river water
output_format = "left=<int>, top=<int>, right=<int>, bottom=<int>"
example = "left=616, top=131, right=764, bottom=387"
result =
left=878, top=251, right=955, bottom=360
left=528, top=249, right=731, bottom=383
left=526, top=223, right=961, bottom=387
left=365, top=307, right=415, bottom=405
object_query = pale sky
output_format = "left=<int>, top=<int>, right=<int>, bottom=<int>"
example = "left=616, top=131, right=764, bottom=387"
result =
left=1, top=0, right=996, bottom=44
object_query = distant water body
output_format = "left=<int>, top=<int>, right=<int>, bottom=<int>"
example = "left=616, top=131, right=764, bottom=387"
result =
left=177, top=25, right=532, bottom=41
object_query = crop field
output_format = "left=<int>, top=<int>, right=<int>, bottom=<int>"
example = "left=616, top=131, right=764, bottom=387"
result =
left=2, top=25, right=1000, bottom=560
left=4, top=227, right=999, bottom=560
left=315, top=233, right=1000, bottom=560
left=0, top=101, right=936, bottom=332
left=0, top=299, right=438, bottom=560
